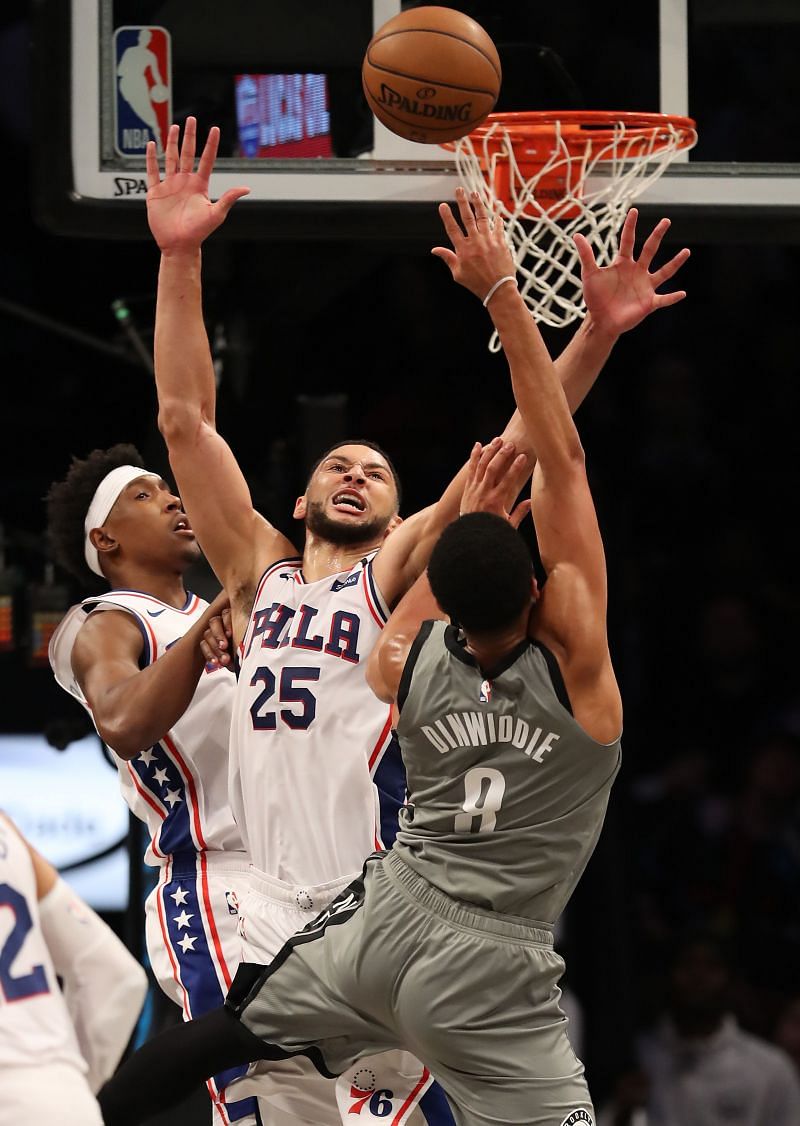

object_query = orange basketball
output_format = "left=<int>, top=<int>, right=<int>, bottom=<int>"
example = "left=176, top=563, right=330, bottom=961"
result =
left=362, top=6, right=501, bottom=145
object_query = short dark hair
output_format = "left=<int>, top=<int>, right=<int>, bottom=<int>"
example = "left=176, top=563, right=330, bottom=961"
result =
left=45, top=443, right=146, bottom=586
left=428, top=513, right=533, bottom=632
left=306, top=438, right=402, bottom=509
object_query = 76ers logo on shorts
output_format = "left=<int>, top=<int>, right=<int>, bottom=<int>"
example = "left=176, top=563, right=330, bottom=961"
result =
left=113, top=26, right=172, bottom=156
left=560, top=1111, right=594, bottom=1126
left=347, top=1069, right=394, bottom=1117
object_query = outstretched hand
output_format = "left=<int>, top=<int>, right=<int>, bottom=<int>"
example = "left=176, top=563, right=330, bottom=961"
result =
left=432, top=187, right=517, bottom=302
left=574, top=208, right=690, bottom=336
left=460, top=438, right=531, bottom=528
left=145, top=116, right=250, bottom=254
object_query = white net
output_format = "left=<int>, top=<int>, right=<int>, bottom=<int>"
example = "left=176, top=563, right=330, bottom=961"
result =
left=452, top=115, right=697, bottom=349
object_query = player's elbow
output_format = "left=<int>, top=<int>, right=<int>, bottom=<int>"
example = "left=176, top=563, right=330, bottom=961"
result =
left=157, top=397, right=208, bottom=447
left=562, top=430, right=586, bottom=468
left=95, top=714, right=149, bottom=761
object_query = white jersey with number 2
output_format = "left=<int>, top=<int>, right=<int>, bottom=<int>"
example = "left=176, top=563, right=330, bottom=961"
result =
left=0, top=818, right=102, bottom=1126
left=232, top=554, right=394, bottom=886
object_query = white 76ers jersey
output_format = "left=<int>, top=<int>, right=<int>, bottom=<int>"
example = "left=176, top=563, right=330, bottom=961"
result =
left=49, top=590, right=245, bottom=867
left=0, top=819, right=86, bottom=1072
left=231, top=556, right=395, bottom=886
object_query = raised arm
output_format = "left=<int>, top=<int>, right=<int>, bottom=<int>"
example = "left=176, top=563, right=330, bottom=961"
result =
left=372, top=196, right=688, bottom=609
left=71, top=593, right=230, bottom=759
left=554, top=207, right=690, bottom=409
left=146, top=118, right=297, bottom=625
left=441, top=191, right=625, bottom=742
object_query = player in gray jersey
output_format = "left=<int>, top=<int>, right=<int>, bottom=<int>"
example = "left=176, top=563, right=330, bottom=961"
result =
left=98, top=188, right=632, bottom=1126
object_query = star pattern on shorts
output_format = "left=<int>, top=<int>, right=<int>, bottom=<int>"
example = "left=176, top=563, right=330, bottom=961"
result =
left=163, top=787, right=183, bottom=808
left=138, top=748, right=157, bottom=767
left=153, top=766, right=169, bottom=785
left=173, top=910, right=194, bottom=930
left=177, top=934, right=197, bottom=954
left=170, top=886, right=189, bottom=906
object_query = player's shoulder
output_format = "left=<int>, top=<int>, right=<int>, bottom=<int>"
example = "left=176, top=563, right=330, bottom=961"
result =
left=84, top=588, right=205, bottom=616
left=253, top=555, right=304, bottom=594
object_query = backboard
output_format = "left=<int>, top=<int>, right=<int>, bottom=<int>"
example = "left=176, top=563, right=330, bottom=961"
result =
left=31, top=0, right=800, bottom=242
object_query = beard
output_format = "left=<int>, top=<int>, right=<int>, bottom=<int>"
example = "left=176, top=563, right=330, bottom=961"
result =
left=305, top=499, right=392, bottom=546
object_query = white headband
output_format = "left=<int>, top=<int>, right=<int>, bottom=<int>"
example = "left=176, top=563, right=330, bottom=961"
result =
left=84, top=465, right=153, bottom=577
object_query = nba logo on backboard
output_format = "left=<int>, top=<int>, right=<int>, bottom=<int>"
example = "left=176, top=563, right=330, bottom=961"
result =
left=113, top=26, right=171, bottom=157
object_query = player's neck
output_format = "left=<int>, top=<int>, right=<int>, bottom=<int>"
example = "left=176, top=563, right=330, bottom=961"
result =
left=463, top=621, right=529, bottom=675
left=301, top=532, right=379, bottom=582
left=108, top=565, right=188, bottom=608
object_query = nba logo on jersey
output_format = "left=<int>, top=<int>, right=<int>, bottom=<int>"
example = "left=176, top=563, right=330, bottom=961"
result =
left=479, top=679, right=492, bottom=703
left=113, top=26, right=172, bottom=156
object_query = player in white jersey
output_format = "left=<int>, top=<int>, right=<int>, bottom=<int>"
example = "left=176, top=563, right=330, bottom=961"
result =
left=0, top=811, right=146, bottom=1125
left=46, top=444, right=278, bottom=1125
left=142, top=118, right=689, bottom=1124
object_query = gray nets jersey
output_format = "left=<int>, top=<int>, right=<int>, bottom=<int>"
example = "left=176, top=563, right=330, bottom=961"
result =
left=393, top=619, right=621, bottom=924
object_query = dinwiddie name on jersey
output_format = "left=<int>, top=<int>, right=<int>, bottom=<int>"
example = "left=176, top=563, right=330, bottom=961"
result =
left=421, top=710, right=560, bottom=762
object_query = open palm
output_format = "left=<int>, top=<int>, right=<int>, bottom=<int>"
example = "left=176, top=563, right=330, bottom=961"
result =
left=575, top=208, right=691, bottom=336
left=145, top=117, right=249, bottom=253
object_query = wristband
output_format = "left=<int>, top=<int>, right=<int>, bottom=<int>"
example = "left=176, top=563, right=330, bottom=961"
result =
left=482, top=275, right=517, bottom=307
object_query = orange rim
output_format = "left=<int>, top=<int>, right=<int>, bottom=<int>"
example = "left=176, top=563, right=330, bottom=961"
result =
left=445, top=110, right=697, bottom=159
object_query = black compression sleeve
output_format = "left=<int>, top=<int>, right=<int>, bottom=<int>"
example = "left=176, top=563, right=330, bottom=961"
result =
left=97, top=1005, right=266, bottom=1125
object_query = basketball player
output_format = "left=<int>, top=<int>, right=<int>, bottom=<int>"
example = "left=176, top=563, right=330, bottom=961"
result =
left=46, top=445, right=267, bottom=1125
left=0, top=811, right=146, bottom=1125
left=94, top=189, right=627, bottom=1126
left=135, top=116, right=687, bottom=1124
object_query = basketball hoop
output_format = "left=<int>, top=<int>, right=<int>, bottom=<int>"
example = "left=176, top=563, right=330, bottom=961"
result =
left=445, top=111, right=698, bottom=347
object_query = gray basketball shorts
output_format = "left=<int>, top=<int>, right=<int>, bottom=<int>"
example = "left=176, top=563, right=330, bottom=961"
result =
left=229, top=850, right=595, bottom=1126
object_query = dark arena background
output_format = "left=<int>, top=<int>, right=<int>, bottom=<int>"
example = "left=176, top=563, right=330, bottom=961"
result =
left=2, top=2, right=799, bottom=1122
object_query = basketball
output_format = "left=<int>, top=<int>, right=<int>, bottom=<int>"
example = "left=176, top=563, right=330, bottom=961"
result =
left=362, top=6, right=501, bottom=145
left=149, top=84, right=169, bottom=104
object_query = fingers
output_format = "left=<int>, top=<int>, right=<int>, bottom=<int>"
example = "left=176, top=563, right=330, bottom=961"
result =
left=573, top=232, right=598, bottom=276
left=480, top=440, right=518, bottom=488
left=436, top=200, right=465, bottom=247
left=203, top=616, right=231, bottom=666
left=469, top=190, right=494, bottom=232
left=221, top=607, right=232, bottom=635
left=454, top=185, right=478, bottom=233
left=653, top=289, right=687, bottom=308
left=430, top=245, right=458, bottom=272
left=145, top=141, right=160, bottom=189
left=650, top=246, right=691, bottom=287
left=164, top=124, right=181, bottom=177
left=637, top=216, right=671, bottom=271
left=465, top=440, right=483, bottom=479
left=617, top=207, right=638, bottom=258
left=196, top=122, right=221, bottom=183
left=201, top=639, right=230, bottom=668
left=509, top=498, right=532, bottom=529
left=178, top=115, right=197, bottom=173
left=214, top=186, right=251, bottom=220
